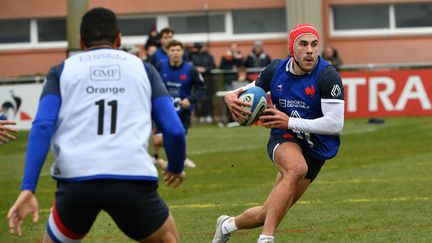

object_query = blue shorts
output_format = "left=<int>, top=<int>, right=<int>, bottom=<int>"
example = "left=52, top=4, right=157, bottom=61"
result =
left=267, top=134, right=325, bottom=181
left=46, top=180, right=169, bottom=242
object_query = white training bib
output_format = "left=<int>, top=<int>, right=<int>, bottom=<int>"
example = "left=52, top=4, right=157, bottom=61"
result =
left=50, top=49, right=157, bottom=181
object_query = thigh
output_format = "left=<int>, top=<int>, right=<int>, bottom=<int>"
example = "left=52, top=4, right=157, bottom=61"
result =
left=267, top=134, right=325, bottom=181
left=103, top=180, right=169, bottom=241
left=47, top=181, right=101, bottom=242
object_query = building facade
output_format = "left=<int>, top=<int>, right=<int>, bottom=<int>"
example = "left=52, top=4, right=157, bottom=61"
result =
left=0, top=0, right=432, bottom=77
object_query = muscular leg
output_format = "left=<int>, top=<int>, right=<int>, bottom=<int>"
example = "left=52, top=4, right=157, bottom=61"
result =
left=261, top=142, right=309, bottom=236
left=234, top=143, right=311, bottom=231
left=140, top=213, right=179, bottom=243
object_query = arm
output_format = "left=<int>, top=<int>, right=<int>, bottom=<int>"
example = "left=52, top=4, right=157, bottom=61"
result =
left=145, top=62, right=186, bottom=175
left=288, top=101, right=344, bottom=135
left=21, top=95, right=61, bottom=191
left=152, top=96, right=186, bottom=174
left=224, top=59, right=281, bottom=121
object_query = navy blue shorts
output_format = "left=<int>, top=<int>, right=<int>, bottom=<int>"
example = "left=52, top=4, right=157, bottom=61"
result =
left=46, top=179, right=169, bottom=242
left=267, top=134, right=325, bottom=181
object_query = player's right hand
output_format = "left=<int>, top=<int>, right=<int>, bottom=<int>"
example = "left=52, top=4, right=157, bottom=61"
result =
left=225, top=88, right=251, bottom=122
left=162, top=170, right=186, bottom=188
left=7, top=190, right=40, bottom=236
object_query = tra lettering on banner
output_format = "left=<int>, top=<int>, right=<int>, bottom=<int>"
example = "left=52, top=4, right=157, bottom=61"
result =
left=342, top=69, right=432, bottom=118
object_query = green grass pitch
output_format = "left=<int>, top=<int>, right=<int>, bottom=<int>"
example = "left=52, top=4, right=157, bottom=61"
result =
left=1, top=117, right=431, bottom=242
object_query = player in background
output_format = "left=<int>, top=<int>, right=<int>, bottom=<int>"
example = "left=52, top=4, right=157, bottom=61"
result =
left=7, top=7, right=186, bottom=243
left=153, top=39, right=206, bottom=169
left=0, top=108, right=17, bottom=144
left=212, top=23, right=345, bottom=243
left=146, top=27, right=188, bottom=67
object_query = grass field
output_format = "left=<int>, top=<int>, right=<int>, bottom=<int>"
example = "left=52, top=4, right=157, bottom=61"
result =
left=1, top=117, right=431, bottom=242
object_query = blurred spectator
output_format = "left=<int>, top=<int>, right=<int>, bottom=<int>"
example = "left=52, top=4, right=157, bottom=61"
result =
left=121, top=44, right=140, bottom=56
left=145, top=25, right=161, bottom=49
left=219, top=42, right=244, bottom=90
left=322, top=46, right=343, bottom=71
left=189, top=42, right=216, bottom=123
left=245, top=40, right=271, bottom=68
left=142, top=41, right=159, bottom=62
left=147, top=27, right=188, bottom=66
left=147, top=27, right=175, bottom=66
left=232, top=66, right=253, bottom=89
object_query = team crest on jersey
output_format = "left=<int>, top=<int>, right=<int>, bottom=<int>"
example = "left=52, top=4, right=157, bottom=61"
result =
left=180, top=74, right=187, bottom=80
left=277, top=84, right=282, bottom=91
left=331, top=84, right=342, bottom=98
left=305, top=85, right=315, bottom=97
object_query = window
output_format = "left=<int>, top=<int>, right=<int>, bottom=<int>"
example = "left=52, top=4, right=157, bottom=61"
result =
left=333, top=5, right=389, bottom=30
left=118, top=17, right=156, bottom=36
left=232, top=8, right=286, bottom=34
left=331, top=2, right=432, bottom=36
left=38, top=18, right=66, bottom=42
left=168, top=14, right=225, bottom=34
left=395, top=3, right=432, bottom=28
left=0, top=19, right=30, bottom=43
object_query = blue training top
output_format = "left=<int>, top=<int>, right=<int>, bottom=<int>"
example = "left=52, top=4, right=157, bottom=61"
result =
left=255, top=56, right=344, bottom=160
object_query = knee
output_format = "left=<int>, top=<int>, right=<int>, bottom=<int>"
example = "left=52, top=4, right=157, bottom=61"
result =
left=279, top=161, right=308, bottom=182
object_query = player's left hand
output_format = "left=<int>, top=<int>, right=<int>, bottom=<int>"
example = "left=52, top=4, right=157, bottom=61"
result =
left=180, top=98, right=191, bottom=109
left=7, top=190, right=40, bottom=236
left=0, top=120, right=17, bottom=144
left=260, top=107, right=289, bottom=130
left=162, top=170, right=186, bottom=188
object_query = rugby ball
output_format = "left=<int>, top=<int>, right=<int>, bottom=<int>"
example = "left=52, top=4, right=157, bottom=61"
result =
left=238, top=86, right=267, bottom=126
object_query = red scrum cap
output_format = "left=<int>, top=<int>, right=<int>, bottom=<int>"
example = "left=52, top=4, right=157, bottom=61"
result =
left=289, top=23, right=320, bottom=60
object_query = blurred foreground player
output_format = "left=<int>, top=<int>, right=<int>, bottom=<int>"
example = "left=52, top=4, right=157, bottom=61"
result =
left=7, top=7, right=186, bottom=243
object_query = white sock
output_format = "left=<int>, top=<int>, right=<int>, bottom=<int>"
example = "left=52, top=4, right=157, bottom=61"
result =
left=258, top=234, right=275, bottom=243
left=221, top=217, right=238, bottom=234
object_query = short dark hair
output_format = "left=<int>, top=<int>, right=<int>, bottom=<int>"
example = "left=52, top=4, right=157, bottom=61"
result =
left=167, top=39, right=183, bottom=50
left=159, top=27, right=175, bottom=37
left=80, top=7, right=120, bottom=47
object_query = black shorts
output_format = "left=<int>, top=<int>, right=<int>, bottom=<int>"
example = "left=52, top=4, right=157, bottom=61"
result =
left=46, top=180, right=169, bottom=242
left=155, top=109, right=191, bottom=135
left=267, top=134, right=325, bottom=181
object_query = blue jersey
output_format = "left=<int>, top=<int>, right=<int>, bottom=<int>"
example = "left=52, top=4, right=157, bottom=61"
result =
left=156, top=61, right=205, bottom=113
left=256, top=56, right=344, bottom=160
left=148, top=49, right=169, bottom=66
left=148, top=49, right=189, bottom=67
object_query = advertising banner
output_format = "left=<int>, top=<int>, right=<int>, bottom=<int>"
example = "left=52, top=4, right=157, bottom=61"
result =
left=342, top=69, right=432, bottom=117
left=0, top=83, right=43, bottom=129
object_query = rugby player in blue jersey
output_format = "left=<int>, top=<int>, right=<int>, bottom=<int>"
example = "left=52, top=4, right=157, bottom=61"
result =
left=153, top=39, right=206, bottom=169
left=213, top=23, right=345, bottom=243
left=8, top=7, right=186, bottom=243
